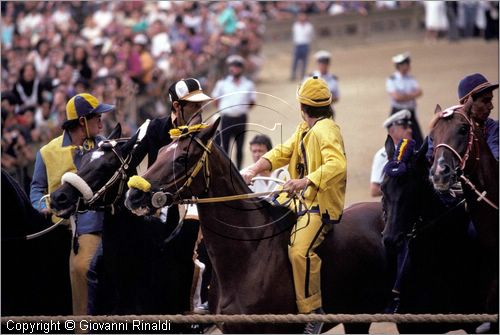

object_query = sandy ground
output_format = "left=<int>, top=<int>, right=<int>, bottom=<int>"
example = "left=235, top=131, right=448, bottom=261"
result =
left=241, top=37, right=498, bottom=206
left=206, top=37, right=498, bottom=334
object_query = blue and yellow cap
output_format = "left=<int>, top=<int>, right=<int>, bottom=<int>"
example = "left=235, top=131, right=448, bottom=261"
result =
left=65, top=93, right=115, bottom=121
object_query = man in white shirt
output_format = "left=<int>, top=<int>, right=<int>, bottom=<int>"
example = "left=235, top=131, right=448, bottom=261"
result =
left=291, top=12, right=314, bottom=81
left=370, top=110, right=413, bottom=197
left=386, top=52, right=423, bottom=147
left=211, top=55, right=256, bottom=169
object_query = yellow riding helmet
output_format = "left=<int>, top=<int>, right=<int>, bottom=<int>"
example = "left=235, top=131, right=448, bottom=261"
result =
left=296, top=76, right=332, bottom=107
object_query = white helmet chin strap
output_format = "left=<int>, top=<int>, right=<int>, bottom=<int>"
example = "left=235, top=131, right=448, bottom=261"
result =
left=61, top=172, right=94, bottom=201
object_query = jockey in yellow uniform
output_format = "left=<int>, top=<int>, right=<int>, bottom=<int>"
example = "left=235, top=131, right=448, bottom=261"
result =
left=241, top=76, right=347, bottom=334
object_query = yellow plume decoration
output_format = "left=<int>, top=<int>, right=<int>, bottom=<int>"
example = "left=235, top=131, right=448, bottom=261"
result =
left=397, top=139, right=409, bottom=162
left=169, top=124, right=209, bottom=139
left=127, top=175, right=151, bottom=192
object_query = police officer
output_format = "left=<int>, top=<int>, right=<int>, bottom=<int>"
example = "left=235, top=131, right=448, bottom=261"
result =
left=386, top=52, right=424, bottom=147
left=370, top=110, right=413, bottom=197
left=308, top=50, right=339, bottom=104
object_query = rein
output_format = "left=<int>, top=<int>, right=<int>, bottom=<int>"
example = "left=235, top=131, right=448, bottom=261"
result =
left=434, top=110, right=498, bottom=210
left=149, top=136, right=308, bottom=210
left=86, top=139, right=133, bottom=208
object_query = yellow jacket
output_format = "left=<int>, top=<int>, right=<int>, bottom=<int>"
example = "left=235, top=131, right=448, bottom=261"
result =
left=263, top=118, right=347, bottom=223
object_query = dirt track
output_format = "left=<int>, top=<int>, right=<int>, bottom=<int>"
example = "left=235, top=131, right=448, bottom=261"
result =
left=247, top=38, right=498, bottom=206
left=206, top=37, right=497, bottom=334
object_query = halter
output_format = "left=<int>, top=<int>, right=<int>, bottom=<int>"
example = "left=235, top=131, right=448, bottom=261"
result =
left=433, top=108, right=498, bottom=210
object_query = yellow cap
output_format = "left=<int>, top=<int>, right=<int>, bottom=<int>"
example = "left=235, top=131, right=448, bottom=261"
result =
left=296, top=76, right=332, bottom=107
left=65, top=93, right=115, bottom=121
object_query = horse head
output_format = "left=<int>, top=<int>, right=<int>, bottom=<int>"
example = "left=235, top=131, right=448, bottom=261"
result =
left=381, top=136, right=429, bottom=253
left=125, top=118, right=220, bottom=216
left=50, top=123, right=140, bottom=218
left=429, top=104, right=475, bottom=192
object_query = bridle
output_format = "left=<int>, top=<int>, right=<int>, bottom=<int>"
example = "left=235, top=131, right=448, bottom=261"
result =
left=434, top=108, right=478, bottom=171
left=62, top=120, right=150, bottom=211
left=148, top=134, right=302, bottom=209
left=150, top=135, right=213, bottom=208
left=433, top=108, right=498, bottom=210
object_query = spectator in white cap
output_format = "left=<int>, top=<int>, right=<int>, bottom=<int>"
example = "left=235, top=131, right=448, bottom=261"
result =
left=307, top=50, right=339, bottom=105
left=386, top=51, right=424, bottom=148
left=211, top=55, right=256, bottom=169
left=370, top=109, right=413, bottom=197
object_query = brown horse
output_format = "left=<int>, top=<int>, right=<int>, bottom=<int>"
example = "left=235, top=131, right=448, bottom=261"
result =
left=125, top=118, right=391, bottom=333
left=429, top=104, right=499, bottom=320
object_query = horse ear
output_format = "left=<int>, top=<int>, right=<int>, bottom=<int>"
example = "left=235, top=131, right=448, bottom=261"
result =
left=434, top=104, right=442, bottom=114
left=108, top=123, right=122, bottom=140
left=385, top=135, right=395, bottom=160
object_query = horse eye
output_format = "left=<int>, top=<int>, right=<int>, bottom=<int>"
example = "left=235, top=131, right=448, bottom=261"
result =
left=458, top=125, right=469, bottom=136
left=176, top=155, right=187, bottom=165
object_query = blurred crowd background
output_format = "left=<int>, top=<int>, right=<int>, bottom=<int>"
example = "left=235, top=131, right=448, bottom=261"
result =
left=1, top=1, right=498, bottom=193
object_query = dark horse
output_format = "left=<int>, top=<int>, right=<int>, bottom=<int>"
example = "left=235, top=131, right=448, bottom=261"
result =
left=126, top=118, right=391, bottom=333
left=429, top=104, right=499, bottom=331
left=50, top=124, right=199, bottom=329
left=381, top=137, right=481, bottom=334
left=2, top=169, right=72, bottom=319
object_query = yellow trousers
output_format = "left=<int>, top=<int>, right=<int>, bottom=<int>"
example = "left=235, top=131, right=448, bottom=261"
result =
left=69, top=233, right=101, bottom=318
left=289, top=214, right=331, bottom=313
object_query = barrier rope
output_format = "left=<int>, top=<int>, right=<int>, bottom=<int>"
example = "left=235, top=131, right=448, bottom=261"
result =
left=2, top=313, right=498, bottom=324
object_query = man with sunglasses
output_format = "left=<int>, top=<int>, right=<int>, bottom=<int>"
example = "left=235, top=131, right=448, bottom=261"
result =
left=370, top=109, right=413, bottom=197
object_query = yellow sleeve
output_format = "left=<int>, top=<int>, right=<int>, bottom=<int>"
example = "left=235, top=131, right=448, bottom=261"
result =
left=263, top=123, right=305, bottom=171
left=262, top=135, right=295, bottom=171
left=306, top=127, right=346, bottom=192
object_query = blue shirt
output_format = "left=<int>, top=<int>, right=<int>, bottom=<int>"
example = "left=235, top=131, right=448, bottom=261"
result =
left=30, top=132, right=105, bottom=234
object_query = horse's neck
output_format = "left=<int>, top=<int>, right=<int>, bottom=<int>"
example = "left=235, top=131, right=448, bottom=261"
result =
left=196, top=149, right=293, bottom=310
left=463, top=132, right=498, bottom=251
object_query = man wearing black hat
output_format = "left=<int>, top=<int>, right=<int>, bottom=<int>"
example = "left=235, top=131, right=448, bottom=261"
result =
left=370, top=110, right=413, bottom=197
left=386, top=52, right=424, bottom=148
left=133, top=78, right=213, bottom=169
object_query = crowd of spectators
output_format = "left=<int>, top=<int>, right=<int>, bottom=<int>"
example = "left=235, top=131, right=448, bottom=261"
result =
left=1, top=1, right=269, bottom=192
left=1, top=1, right=495, bottom=194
